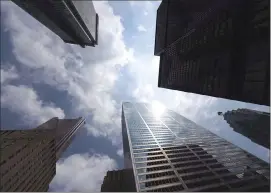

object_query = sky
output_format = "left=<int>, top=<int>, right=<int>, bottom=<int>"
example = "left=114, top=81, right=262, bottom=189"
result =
left=0, top=1, right=270, bottom=192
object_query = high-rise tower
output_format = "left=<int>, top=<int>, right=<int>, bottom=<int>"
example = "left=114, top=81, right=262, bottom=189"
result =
left=154, top=0, right=270, bottom=106
left=119, top=102, right=270, bottom=192
left=11, top=0, right=99, bottom=47
left=219, top=109, right=270, bottom=149
left=0, top=117, right=85, bottom=192
left=101, top=169, right=136, bottom=192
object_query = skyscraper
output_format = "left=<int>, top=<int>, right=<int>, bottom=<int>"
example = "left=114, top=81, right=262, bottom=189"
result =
left=154, top=0, right=270, bottom=106
left=11, top=0, right=99, bottom=48
left=0, top=117, right=85, bottom=192
left=120, top=102, right=270, bottom=192
left=101, top=169, right=136, bottom=192
left=219, top=109, right=270, bottom=149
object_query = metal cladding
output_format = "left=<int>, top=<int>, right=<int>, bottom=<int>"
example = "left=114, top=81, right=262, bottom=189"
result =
left=121, top=102, right=270, bottom=192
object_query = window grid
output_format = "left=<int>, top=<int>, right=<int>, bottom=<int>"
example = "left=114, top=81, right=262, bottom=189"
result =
left=122, top=102, right=270, bottom=192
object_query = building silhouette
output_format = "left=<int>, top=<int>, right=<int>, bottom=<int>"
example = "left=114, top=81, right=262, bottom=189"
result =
left=101, top=169, right=136, bottom=192
left=154, top=0, right=270, bottom=106
left=0, top=117, right=85, bottom=192
left=11, top=0, right=99, bottom=47
left=219, top=108, right=270, bottom=149
left=102, top=102, right=270, bottom=191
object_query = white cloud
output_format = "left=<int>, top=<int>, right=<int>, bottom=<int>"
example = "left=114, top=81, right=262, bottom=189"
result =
left=1, top=1, right=134, bottom=143
left=133, top=84, right=154, bottom=102
left=1, top=85, right=65, bottom=125
left=129, top=1, right=158, bottom=32
left=174, top=93, right=218, bottom=122
left=117, top=148, right=123, bottom=157
left=129, top=55, right=159, bottom=86
left=129, top=1, right=155, bottom=12
left=85, top=113, right=122, bottom=146
left=1, top=65, right=19, bottom=84
left=137, top=24, right=147, bottom=32
left=50, top=153, right=117, bottom=192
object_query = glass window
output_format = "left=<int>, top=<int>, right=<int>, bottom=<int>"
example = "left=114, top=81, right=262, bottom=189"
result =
left=138, top=174, right=146, bottom=181
left=137, top=168, right=147, bottom=174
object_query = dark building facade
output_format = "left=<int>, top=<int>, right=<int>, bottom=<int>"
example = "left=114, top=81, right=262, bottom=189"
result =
left=101, top=169, right=136, bottom=192
left=155, top=0, right=270, bottom=106
left=220, top=108, right=270, bottom=149
left=118, top=102, right=270, bottom=192
left=53, top=117, right=86, bottom=159
left=11, top=0, right=99, bottom=47
left=0, top=117, right=85, bottom=192
left=0, top=129, right=56, bottom=192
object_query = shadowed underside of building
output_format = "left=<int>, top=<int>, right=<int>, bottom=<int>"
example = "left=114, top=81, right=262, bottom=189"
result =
left=11, top=0, right=99, bottom=47
left=155, top=0, right=270, bottom=106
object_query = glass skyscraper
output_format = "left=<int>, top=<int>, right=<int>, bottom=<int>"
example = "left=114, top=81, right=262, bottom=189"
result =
left=121, top=102, right=270, bottom=192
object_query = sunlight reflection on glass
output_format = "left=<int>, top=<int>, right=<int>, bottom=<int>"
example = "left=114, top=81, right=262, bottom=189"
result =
left=151, top=100, right=165, bottom=119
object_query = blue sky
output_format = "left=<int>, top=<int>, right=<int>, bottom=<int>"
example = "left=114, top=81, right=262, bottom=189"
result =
left=0, top=1, right=270, bottom=192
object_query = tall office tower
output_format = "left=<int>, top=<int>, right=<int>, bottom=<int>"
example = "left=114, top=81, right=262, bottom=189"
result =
left=11, top=0, right=99, bottom=47
left=154, top=0, right=270, bottom=106
left=218, top=109, right=270, bottom=149
left=0, top=117, right=85, bottom=192
left=101, top=169, right=136, bottom=192
left=121, top=102, right=270, bottom=192
left=53, top=117, right=85, bottom=159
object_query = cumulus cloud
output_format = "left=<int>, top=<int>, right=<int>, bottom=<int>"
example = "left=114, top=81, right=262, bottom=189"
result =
left=133, top=84, right=154, bottom=102
left=1, top=1, right=134, bottom=143
left=50, top=153, right=117, bottom=192
left=1, top=85, right=65, bottom=125
left=174, top=93, right=218, bottom=122
left=90, top=114, right=122, bottom=146
left=117, top=148, right=123, bottom=157
left=129, top=1, right=156, bottom=13
left=1, top=65, right=19, bottom=84
left=129, top=1, right=158, bottom=33
left=137, top=24, right=147, bottom=32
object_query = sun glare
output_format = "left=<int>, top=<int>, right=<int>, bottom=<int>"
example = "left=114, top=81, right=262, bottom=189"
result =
left=151, top=100, right=165, bottom=119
